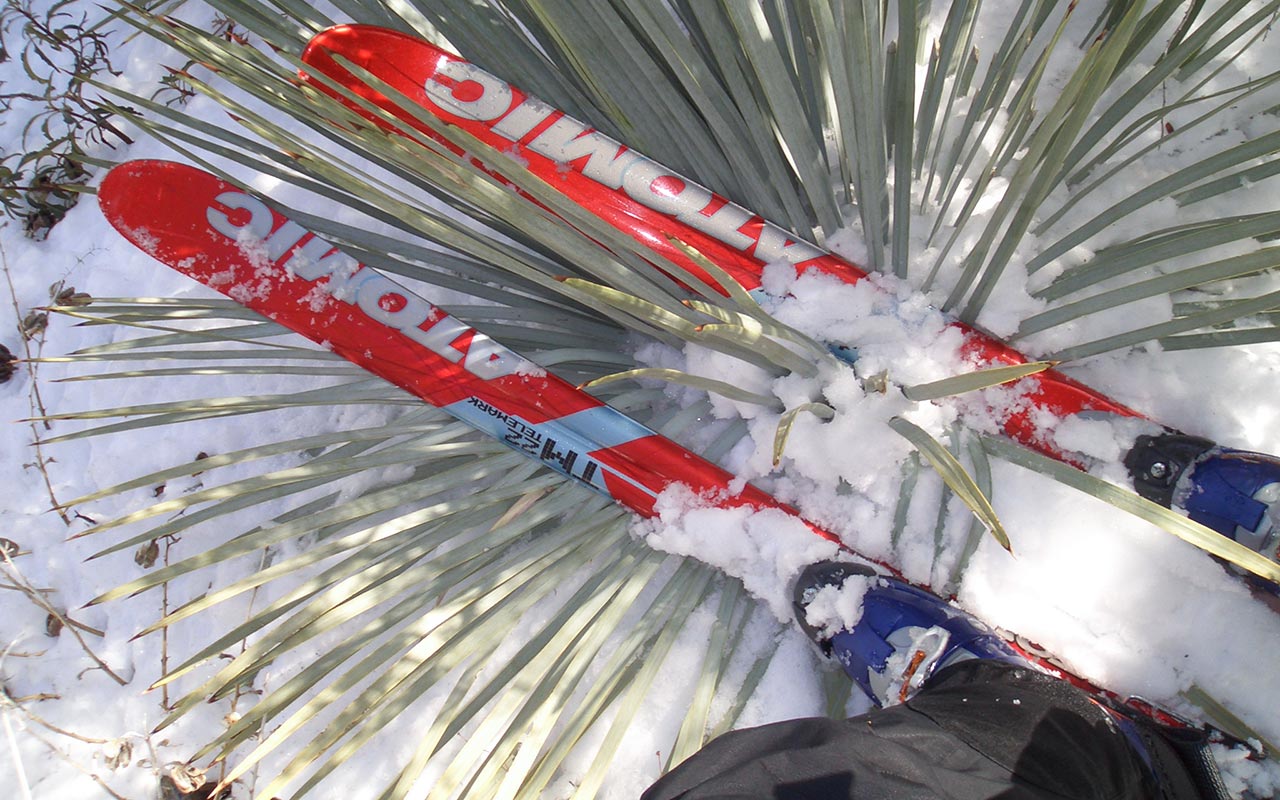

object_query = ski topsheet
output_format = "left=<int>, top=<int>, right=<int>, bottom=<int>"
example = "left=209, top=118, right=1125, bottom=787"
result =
left=297, top=24, right=1141, bottom=450
left=99, top=158, right=1257, bottom=743
left=298, top=24, right=1280, bottom=565
left=96, top=159, right=829, bottom=533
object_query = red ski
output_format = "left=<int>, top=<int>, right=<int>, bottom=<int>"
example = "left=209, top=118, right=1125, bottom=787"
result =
left=96, top=159, right=829, bottom=531
left=298, top=24, right=1280, bottom=567
left=298, top=24, right=1142, bottom=452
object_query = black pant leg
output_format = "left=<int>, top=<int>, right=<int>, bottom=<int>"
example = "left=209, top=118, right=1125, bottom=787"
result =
left=642, top=661, right=1161, bottom=800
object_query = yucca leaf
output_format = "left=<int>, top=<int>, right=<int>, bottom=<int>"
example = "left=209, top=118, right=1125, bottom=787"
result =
left=773, top=402, right=837, bottom=466
left=194, top=483, right=607, bottom=720
left=952, top=1, right=1144, bottom=319
left=442, top=548, right=667, bottom=800
left=143, top=473, right=559, bottom=638
left=890, top=417, right=1011, bottom=553
left=662, top=235, right=764, bottom=313
left=225, top=512, right=622, bottom=795
left=581, top=368, right=781, bottom=409
left=417, top=543, right=659, bottom=800
left=43, top=381, right=394, bottom=425
left=1047, top=287, right=1280, bottom=362
left=253, top=513, right=628, bottom=796
left=1037, top=212, right=1280, bottom=303
left=930, top=426, right=967, bottom=571
left=87, top=452, right=522, bottom=594
left=1180, top=685, right=1280, bottom=756
left=1160, top=328, right=1280, bottom=351
left=1057, top=0, right=1270, bottom=178
left=58, top=319, right=290, bottom=350
left=683, top=301, right=832, bottom=362
left=1019, top=248, right=1280, bottom=338
left=839, top=0, right=890, bottom=266
left=705, top=595, right=777, bottom=740
left=720, top=1, right=840, bottom=238
left=678, top=1, right=814, bottom=232
left=568, top=562, right=716, bottom=800
left=1172, top=0, right=1280, bottom=82
left=60, top=415, right=447, bottom=507
left=902, top=361, right=1056, bottom=401
left=1174, top=153, right=1280, bottom=209
left=946, top=435, right=995, bottom=595
left=695, top=324, right=818, bottom=378
left=586, top=2, right=771, bottom=212
left=915, top=0, right=983, bottom=182
left=981, top=435, right=1280, bottom=584
left=890, top=451, right=923, bottom=551
left=926, top=0, right=1057, bottom=245
left=558, top=277, right=702, bottom=337
left=288, top=522, right=644, bottom=800
left=1029, top=128, right=1280, bottom=274
left=39, top=348, right=344, bottom=365
left=1043, top=70, right=1280, bottom=229
left=146, top=470, right=548, bottom=687
left=923, top=0, right=1071, bottom=284
left=666, top=579, right=742, bottom=768
left=435, top=551, right=671, bottom=800
left=52, top=364, right=362, bottom=381
left=889, top=0, right=918, bottom=279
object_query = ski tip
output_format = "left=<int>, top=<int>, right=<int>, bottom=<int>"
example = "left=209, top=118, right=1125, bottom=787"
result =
left=98, top=159, right=171, bottom=225
left=301, top=22, right=415, bottom=67
left=98, top=159, right=205, bottom=236
left=300, top=22, right=356, bottom=60
left=98, top=158, right=146, bottom=197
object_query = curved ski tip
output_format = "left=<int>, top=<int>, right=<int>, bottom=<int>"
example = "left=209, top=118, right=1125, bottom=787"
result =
left=301, top=22, right=416, bottom=66
left=98, top=159, right=200, bottom=224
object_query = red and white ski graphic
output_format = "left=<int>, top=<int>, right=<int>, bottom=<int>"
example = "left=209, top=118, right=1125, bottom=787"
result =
left=295, top=25, right=1280, bottom=576
left=96, top=159, right=831, bottom=530
left=298, top=23, right=1146, bottom=460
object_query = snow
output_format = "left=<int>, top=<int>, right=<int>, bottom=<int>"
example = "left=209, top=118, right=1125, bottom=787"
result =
left=798, top=574, right=874, bottom=641
left=2, top=1, right=1279, bottom=799
left=641, top=487, right=843, bottom=622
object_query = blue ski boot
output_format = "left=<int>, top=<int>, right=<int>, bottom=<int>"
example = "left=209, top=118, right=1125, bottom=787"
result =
left=1126, top=432, right=1280, bottom=589
left=792, top=561, right=1031, bottom=707
left=793, top=562, right=1235, bottom=799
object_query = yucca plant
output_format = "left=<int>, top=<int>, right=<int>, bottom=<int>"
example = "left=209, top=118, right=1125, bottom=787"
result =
left=34, top=0, right=1280, bottom=797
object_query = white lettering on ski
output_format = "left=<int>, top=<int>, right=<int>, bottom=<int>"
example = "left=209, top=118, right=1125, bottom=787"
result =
left=206, top=191, right=521, bottom=379
left=526, top=116, right=642, bottom=189
left=422, top=59, right=513, bottom=122
left=418, top=59, right=825, bottom=268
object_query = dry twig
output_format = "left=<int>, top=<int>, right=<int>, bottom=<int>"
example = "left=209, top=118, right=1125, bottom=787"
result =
left=0, top=236, right=71, bottom=523
left=1, top=552, right=126, bottom=686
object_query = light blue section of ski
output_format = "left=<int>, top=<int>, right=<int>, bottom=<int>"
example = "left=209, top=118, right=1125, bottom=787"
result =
left=443, top=397, right=661, bottom=503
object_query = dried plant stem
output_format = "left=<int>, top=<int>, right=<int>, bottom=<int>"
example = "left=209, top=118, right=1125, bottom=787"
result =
left=1, top=690, right=108, bottom=744
left=1, top=554, right=126, bottom=686
left=0, top=649, right=45, bottom=658
left=0, top=236, right=70, bottom=524
left=160, top=535, right=175, bottom=711
left=7, top=692, right=58, bottom=703
left=0, top=571, right=103, bottom=637
left=6, top=719, right=128, bottom=800
left=0, top=583, right=54, bottom=594
left=1, top=643, right=106, bottom=800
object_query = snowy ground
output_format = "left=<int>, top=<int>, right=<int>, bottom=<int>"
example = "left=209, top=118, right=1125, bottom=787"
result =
left=2, top=1, right=1280, bottom=799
